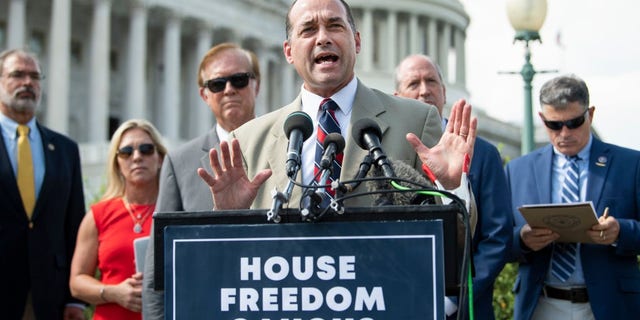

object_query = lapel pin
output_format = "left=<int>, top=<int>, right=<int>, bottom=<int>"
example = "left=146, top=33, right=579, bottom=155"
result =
left=595, top=156, right=607, bottom=167
left=48, top=143, right=55, bottom=151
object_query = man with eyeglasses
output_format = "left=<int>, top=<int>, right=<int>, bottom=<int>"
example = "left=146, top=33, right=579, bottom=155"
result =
left=0, top=48, right=86, bottom=319
left=506, top=74, right=640, bottom=319
left=142, top=42, right=260, bottom=320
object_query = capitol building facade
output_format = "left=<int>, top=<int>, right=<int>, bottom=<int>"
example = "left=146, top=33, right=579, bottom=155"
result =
left=0, top=0, right=521, bottom=202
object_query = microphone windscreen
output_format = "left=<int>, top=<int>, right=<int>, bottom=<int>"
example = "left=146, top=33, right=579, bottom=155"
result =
left=351, top=118, right=382, bottom=150
left=366, top=159, right=435, bottom=206
left=323, top=132, right=346, bottom=153
left=283, top=111, right=313, bottom=140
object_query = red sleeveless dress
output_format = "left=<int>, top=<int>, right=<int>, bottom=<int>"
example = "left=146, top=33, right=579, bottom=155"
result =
left=91, top=197, right=153, bottom=320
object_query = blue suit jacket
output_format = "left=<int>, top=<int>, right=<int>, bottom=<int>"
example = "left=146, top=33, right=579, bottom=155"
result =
left=0, top=122, right=85, bottom=319
left=466, top=137, right=513, bottom=319
left=505, top=137, right=640, bottom=320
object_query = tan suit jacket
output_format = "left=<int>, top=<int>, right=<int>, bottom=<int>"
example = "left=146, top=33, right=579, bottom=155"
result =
left=232, top=79, right=443, bottom=209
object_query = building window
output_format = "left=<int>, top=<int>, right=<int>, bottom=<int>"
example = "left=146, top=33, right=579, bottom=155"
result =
left=71, top=40, right=82, bottom=64
left=110, top=50, right=118, bottom=72
left=0, top=22, right=6, bottom=49
left=29, top=31, right=46, bottom=56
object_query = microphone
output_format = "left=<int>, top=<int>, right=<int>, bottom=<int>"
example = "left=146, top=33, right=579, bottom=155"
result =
left=352, top=118, right=395, bottom=178
left=268, top=111, right=313, bottom=222
left=301, top=133, right=345, bottom=221
left=366, top=159, right=436, bottom=206
left=284, top=111, right=314, bottom=178
left=319, top=132, right=346, bottom=169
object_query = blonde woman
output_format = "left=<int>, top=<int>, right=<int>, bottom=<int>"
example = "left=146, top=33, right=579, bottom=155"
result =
left=70, top=119, right=166, bottom=319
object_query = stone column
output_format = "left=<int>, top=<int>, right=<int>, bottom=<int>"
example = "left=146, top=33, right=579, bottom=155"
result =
left=439, top=23, right=451, bottom=83
left=386, top=10, right=397, bottom=71
left=161, top=13, right=181, bottom=140
left=195, top=24, right=214, bottom=135
left=281, top=62, right=296, bottom=108
left=360, top=8, right=373, bottom=71
left=46, top=0, right=72, bottom=133
left=256, top=44, right=271, bottom=116
left=409, top=14, right=420, bottom=55
left=427, top=18, right=438, bottom=61
left=7, top=0, right=27, bottom=49
left=88, top=0, right=112, bottom=142
left=455, top=27, right=466, bottom=86
left=125, top=1, right=148, bottom=120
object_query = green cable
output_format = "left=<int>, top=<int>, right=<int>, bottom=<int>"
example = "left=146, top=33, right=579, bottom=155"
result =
left=389, top=180, right=447, bottom=198
left=390, top=180, right=475, bottom=319
left=468, top=261, right=474, bottom=319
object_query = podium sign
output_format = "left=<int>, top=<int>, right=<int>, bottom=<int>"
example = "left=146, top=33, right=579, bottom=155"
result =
left=164, top=220, right=445, bottom=320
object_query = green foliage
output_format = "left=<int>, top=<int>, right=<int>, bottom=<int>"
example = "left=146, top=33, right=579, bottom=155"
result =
left=493, top=262, right=517, bottom=319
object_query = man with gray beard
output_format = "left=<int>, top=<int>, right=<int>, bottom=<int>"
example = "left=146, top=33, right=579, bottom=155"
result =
left=0, top=49, right=86, bottom=320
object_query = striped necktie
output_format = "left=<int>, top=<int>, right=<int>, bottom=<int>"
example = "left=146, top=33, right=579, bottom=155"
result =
left=17, top=125, right=36, bottom=220
left=314, top=98, right=343, bottom=198
left=551, top=155, right=580, bottom=282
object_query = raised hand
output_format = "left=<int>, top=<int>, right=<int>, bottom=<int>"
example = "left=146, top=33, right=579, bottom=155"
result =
left=406, top=99, right=477, bottom=189
left=197, top=139, right=272, bottom=210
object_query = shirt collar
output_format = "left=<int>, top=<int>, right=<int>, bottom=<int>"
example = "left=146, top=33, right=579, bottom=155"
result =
left=215, top=123, right=230, bottom=142
left=300, top=77, right=357, bottom=117
left=553, top=134, right=593, bottom=163
left=0, top=112, right=37, bottom=139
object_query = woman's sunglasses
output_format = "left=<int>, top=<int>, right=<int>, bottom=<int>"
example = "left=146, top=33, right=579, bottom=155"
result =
left=117, top=143, right=156, bottom=159
left=204, top=72, right=254, bottom=93
left=542, top=110, right=588, bottom=131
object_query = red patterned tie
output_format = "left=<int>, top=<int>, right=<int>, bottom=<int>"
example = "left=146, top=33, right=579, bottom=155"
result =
left=314, top=98, right=342, bottom=197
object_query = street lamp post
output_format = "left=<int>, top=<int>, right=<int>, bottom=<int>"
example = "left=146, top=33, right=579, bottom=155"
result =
left=505, top=0, right=550, bottom=155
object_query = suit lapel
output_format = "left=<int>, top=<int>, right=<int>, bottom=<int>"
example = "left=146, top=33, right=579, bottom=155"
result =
left=267, top=100, right=304, bottom=188
left=33, top=123, right=55, bottom=222
left=534, top=145, right=554, bottom=203
left=198, top=128, right=220, bottom=177
left=0, top=126, right=25, bottom=216
left=586, top=138, right=609, bottom=209
left=341, top=81, right=388, bottom=181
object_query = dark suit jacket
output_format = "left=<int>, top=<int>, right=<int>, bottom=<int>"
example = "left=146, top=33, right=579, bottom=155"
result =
left=232, top=80, right=443, bottom=208
left=0, top=122, right=85, bottom=319
left=506, top=137, right=640, bottom=320
left=465, top=137, right=512, bottom=319
left=142, top=128, right=220, bottom=319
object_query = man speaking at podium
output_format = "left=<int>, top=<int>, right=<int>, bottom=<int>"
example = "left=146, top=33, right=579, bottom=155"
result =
left=197, top=0, right=477, bottom=211
left=144, top=1, right=477, bottom=318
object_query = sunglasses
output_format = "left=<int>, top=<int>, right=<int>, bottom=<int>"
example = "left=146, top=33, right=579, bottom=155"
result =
left=542, top=109, right=588, bottom=131
left=203, top=72, right=254, bottom=93
left=117, top=143, right=156, bottom=159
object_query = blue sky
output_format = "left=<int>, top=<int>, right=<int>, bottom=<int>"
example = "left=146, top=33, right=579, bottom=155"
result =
left=461, top=0, right=640, bottom=151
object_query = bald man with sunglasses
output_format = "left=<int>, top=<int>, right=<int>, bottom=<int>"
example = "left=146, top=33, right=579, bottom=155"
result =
left=506, top=74, right=640, bottom=319
left=142, top=42, right=260, bottom=319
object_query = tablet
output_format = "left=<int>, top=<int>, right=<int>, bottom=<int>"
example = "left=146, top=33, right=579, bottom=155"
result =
left=133, top=236, right=150, bottom=273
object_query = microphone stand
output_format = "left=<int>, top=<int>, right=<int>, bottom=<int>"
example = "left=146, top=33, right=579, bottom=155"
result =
left=266, top=178, right=296, bottom=223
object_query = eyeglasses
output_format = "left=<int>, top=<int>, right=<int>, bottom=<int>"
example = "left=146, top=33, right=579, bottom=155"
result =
left=203, top=72, right=254, bottom=93
left=117, top=143, right=156, bottom=159
left=2, top=70, right=45, bottom=81
left=542, top=110, right=589, bottom=131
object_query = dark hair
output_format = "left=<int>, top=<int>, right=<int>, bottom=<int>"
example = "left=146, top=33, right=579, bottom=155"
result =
left=539, top=75, right=590, bottom=110
left=285, top=0, right=357, bottom=39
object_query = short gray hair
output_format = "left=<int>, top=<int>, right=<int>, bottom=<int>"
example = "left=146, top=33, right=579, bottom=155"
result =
left=539, top=74, right=589, bottom=110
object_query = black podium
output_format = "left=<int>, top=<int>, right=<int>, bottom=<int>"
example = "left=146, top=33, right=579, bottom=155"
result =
left=154, top=205, right=466, bottom=319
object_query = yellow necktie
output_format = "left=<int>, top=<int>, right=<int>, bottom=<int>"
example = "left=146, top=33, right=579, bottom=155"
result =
left=17, top=125, right=35, bottom=220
